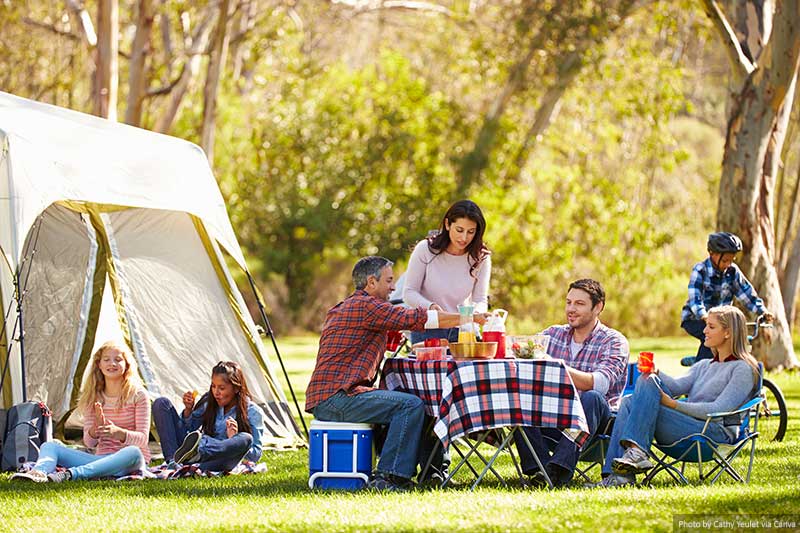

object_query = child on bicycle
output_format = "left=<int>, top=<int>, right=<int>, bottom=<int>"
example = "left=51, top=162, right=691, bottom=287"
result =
left=681, top=232, right=773, bottom=361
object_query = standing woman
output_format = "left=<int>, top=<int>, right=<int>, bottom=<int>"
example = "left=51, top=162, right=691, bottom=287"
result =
left=403, top=199, right=491, bottom=344
left=593, top=305, right=759, bottom=487
left=11, top=340, right=150, bottom=482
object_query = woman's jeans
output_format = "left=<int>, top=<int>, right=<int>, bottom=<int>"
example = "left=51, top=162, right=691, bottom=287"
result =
left=602, top=374, right=733, bottom=475
left=198, top=433, right=253, bottom=471
left=152, top=397, right=188, bottom=461
left=34, top=440, right=145, bottom=480
left=410, top=327, right=459, bottom=345
left=312, top=389, right=425, bottom=480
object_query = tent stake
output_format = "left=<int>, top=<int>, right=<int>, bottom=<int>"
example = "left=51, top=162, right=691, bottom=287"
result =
left=245, top=271, right=309, bottom=440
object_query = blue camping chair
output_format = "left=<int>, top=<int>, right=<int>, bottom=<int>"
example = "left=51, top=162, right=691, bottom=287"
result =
left=641, top=363, right=765, bottom=485
left=572, top=362, right=640, bottom=481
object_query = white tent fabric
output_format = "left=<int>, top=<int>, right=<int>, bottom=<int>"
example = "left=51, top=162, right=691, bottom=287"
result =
left=0, top=90, right=245, bottom=267
left=0, top=91, right=303, bottom=448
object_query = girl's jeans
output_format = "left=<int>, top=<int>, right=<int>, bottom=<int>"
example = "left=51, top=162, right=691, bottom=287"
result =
left=34, top=440, right=145, bottom=480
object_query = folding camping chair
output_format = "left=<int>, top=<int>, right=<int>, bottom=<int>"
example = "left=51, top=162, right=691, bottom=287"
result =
left=641, top=363, right=765, bottom=485
left=571, top=362, right=639, bottom=482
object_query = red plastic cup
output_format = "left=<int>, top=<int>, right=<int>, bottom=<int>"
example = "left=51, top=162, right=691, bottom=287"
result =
left=638, top=351, right=654, bottom=373
left=386, top=331, right=403, bottom=352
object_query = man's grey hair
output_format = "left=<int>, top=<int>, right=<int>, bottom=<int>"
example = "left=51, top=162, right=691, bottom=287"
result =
left=352, top=256, right=394, bottom=290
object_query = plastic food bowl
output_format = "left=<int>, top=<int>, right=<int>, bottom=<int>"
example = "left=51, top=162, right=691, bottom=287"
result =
left=415, top=346, right=448, bottom=361
left=508, top=334, right=550, bottom=359
left=449, top=342, right=497, bottom=360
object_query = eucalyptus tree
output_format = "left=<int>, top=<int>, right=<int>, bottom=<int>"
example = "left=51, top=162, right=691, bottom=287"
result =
left=708, top=0, right=800, bottom=369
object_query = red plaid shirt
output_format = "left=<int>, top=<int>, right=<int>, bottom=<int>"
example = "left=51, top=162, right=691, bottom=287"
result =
left=305, top=290, right=428, bottom=412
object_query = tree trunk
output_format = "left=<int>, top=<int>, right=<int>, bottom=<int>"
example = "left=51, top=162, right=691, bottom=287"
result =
left=94, top=0, right=118, bottom=120
left=153, top=7, right=217, bottom=134
left=781, top=156, right=800, bottom=323
left=458, top=0, right=643, bottom=193
left=125, top=0, right=154, bottom=127
left=231, top=0, right=258, bottom=82
left=455, top=4, right=549, bottom=195
left=201, top=0, right=233, bottom=162
left=715, top=0, right=800, bottom=369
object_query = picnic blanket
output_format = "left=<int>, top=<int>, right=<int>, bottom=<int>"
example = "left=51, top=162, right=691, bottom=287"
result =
left=17, top=460, right=267, bottom=481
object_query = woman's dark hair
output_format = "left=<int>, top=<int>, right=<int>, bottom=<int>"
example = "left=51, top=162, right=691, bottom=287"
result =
left=427, top=199, right=489, bottom=277
left=201, top=361, right=252, bottom=436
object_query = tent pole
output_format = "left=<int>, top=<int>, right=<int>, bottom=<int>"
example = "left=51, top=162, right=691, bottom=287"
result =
left=245, top=270, right=309, bottom=440
left=14, top=268, right=26, bottom=402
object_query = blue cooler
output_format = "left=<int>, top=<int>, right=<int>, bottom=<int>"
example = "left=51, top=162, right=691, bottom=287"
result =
left=308, top=420, right=373, bottom=490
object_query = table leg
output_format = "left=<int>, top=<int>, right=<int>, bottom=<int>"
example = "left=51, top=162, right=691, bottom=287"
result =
left=454, top=432, right=508, bottom=487
left=443, top=430, right=493, bottom=486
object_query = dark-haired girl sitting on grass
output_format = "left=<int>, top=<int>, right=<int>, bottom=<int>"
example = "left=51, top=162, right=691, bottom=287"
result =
left=153, top=361, right=266, bottom=471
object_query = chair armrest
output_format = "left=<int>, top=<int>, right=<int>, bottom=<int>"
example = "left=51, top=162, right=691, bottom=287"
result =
left=706, top=397, right=761, bottom=419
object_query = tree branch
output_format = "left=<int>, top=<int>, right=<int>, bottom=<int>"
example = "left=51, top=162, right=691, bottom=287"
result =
left=65, top=0, right=99, bottom=46
left=700, top=0, right=754, bottom=84
left=334, top=0, right=452, bottom=16
left=22, top=17, right=81, bottom=41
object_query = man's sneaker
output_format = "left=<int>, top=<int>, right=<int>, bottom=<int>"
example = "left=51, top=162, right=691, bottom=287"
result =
left=175, top=430, right=202, bottom=464
left=525, top=464, right=573, bottom=489
left=612, top=446, right=654, bottom=475
left=585, top=473, right=635, bottom=488
left=47, top=470, right=73, bottom=483
left=10, top=470, right=48, bottom=483
left=417, top=467, right=446, bottom=488
left=366, top=472, right=414, bottom=492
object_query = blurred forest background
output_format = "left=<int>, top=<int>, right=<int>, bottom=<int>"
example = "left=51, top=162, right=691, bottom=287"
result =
left=1, top=0, right=799, bottom=366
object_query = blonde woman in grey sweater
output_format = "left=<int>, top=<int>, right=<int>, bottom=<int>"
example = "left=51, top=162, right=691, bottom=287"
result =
left=593, top=305, right=759, bottom=487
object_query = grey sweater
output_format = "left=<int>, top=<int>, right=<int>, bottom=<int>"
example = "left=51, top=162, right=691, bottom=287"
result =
left=659, top=359, right=757, bottom=422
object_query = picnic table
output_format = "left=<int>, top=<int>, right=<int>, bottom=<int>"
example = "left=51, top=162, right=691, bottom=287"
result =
left=382, top=357, right=590, bottom=489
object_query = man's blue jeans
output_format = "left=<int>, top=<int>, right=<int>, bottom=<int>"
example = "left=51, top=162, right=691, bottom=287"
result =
left=34, top=440, right=146, bottom=480
left=312, top=389, right=425, bottom=480
left=681, top=318, right=713, bottom=361
left=152, top=396, right=188, bottom=461
left=513, top=390, right=611, bottom=480
left=602, top=374, right=733, bottom=475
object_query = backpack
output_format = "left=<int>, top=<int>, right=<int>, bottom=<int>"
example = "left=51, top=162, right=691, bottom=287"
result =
left=1, top=401, right=52, bottom=471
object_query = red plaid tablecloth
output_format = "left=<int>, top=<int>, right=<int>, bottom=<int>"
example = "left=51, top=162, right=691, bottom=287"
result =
left=382, top=358, right=590, bottom=449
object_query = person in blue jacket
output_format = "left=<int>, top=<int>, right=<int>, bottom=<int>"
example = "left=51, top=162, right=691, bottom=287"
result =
left=152, top=361, right=265, bottom=471
left=681, top=232, right=773, bottom=361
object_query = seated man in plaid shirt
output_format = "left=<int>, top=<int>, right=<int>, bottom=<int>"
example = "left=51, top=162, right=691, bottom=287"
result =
left=513, top=278, right=629, bottom=488
left=305, top=256, right=488, bottom=492
left=681, top=232, right=773, bottom=362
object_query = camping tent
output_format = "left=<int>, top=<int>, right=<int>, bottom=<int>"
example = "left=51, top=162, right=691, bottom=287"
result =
left=0, top=91, right=304, bottom=448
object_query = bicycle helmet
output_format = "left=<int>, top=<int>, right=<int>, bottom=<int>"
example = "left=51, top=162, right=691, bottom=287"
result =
left=707, top=232, right=743, bottom=254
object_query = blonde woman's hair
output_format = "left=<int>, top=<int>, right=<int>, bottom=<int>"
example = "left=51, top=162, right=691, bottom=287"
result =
left=707, top=305, right=760, bottom=382
left=77, top=340, right=144, bottom=414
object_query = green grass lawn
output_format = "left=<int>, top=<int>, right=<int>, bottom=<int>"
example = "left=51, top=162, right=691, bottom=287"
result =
left=2, top=336, right=799, bottom=532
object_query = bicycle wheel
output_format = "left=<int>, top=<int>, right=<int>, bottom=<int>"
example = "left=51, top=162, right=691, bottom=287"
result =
left=759, top=378, right=787, bottom=442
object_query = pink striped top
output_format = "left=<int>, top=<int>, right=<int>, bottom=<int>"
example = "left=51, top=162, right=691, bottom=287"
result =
left=83, top=388, right=151, bottom=462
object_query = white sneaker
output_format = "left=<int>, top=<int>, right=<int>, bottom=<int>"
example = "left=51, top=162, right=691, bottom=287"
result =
left=10, top=470, right=48, bottom=483
left=612, top=446, right=654, bottom=475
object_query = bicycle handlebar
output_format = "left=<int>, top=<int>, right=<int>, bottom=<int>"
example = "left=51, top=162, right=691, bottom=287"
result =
left=747, top=314, right=773, bottom=342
